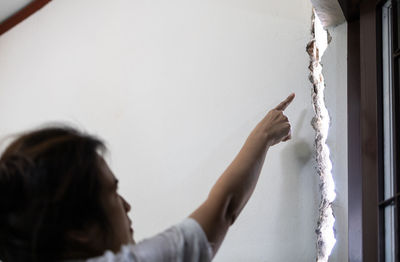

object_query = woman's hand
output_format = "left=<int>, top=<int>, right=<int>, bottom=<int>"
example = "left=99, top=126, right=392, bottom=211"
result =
left=252, top=93, right=295, bottom=147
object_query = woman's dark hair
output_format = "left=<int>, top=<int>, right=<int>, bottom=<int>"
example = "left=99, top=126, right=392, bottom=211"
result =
left=0, top=125, right=108, bottom=262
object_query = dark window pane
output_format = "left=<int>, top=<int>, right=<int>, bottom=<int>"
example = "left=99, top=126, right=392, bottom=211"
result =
left=394, top=1, right=400, bottom=51
left=397, top=197, right=400, bottom=260
left=396, top=58, right=400, bottom=194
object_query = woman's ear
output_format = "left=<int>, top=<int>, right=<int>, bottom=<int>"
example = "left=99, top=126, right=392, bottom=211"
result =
left=67, top=222, right=103, bottom=244
left=64, top=224, right=106, bottom=259
left=66, top=229, right=92, bottom=245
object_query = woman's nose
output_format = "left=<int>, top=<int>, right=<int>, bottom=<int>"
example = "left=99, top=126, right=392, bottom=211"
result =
left=121, top=195, right=131, bottom=212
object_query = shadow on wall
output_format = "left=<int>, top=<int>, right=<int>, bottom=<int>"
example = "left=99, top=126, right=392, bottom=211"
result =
left=276, top=109, right=317, bottom=254
left=287, top=109, right=313, bottom=166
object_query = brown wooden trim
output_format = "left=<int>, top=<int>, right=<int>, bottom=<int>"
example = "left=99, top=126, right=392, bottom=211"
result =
left=376, top=3, right=385, bottom=259
left=359, top=1, right=380, bottom=261
left=347, top=0, right=382, bottom=261
left=0, top=0, right=52, bottom=36
left=348, top=18, right=363, bottom=262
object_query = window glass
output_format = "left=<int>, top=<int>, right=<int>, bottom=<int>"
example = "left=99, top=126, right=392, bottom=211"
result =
left=385, top=205, right=396, bottom=262
left=382, top=2, right=398, bottom=261
left=383, top=0, right=395, bottom=200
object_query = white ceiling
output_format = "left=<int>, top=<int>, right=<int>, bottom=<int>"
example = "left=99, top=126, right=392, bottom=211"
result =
left=0, top=0, right=34, bottom=23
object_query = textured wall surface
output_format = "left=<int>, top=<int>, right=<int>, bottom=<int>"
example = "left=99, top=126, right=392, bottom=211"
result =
left=310, top=0, right=345, bottom=27
left=0, top=0, right=347, bottom=261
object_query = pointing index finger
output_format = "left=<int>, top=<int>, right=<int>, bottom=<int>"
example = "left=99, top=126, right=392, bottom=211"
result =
left=275, top=93, right=295, bottom=111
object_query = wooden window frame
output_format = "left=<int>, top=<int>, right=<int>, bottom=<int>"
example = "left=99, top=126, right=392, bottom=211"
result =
left=339, top=0, right=399, bottom=261
left=378, top=1, right=400, bottom=261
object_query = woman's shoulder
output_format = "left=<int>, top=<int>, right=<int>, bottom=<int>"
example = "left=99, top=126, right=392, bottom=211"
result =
left=80, top=218, right=212, bottom=262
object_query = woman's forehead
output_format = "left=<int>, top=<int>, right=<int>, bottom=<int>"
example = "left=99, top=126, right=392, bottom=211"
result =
left=97, top=156, right=117, bottom=189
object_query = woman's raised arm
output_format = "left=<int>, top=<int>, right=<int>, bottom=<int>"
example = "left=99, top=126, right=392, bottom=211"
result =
left=190, top=93, right=295, bottom=256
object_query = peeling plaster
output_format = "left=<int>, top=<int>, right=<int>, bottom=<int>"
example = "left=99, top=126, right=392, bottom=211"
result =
left=306, top=10, right=336, bottom=262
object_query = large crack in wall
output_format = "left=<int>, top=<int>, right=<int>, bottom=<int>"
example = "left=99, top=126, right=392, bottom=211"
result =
left=306, top=10, right=336, bottom=262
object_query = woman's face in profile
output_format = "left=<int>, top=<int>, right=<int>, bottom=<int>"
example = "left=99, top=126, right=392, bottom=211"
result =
left=97, top=157, right=135, bottom=251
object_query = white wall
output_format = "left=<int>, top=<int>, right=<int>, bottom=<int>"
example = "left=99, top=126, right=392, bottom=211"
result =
left=0, top=0, right=347, bottom=261
left=323, top=23, right=348, bottom=262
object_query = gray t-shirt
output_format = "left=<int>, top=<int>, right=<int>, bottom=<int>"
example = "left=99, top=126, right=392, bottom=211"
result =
left=81, top=218, right=212, bottom=262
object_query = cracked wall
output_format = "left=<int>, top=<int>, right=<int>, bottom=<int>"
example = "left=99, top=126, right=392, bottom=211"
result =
left=307, top=10, right=336, bottom=262
left=0, top=0, right=348, bottom=261
left=306, top=10, right=348, bottom=262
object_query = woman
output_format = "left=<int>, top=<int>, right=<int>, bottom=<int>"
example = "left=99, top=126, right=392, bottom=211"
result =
left=0, top=94, right=294, bottom=262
